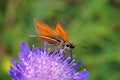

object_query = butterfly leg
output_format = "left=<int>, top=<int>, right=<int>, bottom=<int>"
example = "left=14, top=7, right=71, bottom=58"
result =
left=70, top=50, right=73, bottom=56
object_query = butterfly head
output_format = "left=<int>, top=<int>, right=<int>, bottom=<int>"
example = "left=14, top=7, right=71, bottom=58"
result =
left=62, top=42, right=75, bottom=51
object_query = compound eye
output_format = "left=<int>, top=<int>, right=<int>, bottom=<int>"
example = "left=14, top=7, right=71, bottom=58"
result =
left=66, top=44, right=69, bottom=47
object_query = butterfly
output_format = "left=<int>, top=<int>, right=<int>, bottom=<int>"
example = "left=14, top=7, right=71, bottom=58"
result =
left=34, top=18, right=75, bottom=51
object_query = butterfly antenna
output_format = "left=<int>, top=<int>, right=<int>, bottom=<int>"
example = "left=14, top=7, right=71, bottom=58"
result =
left=75, top=44, right=88, bottom=50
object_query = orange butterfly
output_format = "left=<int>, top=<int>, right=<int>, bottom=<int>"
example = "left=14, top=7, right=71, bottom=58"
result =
left=34, top=18, right=75, bottom=51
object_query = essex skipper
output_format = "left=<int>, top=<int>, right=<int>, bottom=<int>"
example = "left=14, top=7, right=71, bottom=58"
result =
left=34, top=18, right=75, bottom=52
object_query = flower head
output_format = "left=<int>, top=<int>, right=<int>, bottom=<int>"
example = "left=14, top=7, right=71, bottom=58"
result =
left=9, top=42, right=89, bottom=80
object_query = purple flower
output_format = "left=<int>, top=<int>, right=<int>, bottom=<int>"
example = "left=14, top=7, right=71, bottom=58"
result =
left=9, top=42, right=89, bottom=80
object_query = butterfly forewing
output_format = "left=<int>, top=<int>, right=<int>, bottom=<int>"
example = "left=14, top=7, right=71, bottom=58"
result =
left=35, top=19, right=58, bottom=37
left=54, top=22, right=69, bottom=42
left=35, top=19, right=62, bottom=45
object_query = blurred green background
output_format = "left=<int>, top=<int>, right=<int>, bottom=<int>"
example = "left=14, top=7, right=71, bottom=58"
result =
left=0, top=0, right=120, bottom=80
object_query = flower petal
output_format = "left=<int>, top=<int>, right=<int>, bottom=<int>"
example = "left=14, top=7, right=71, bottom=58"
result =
left=20, top=42, right=30, bottom=55
left=74, top=69, right=90, bottom=80
left=11, top=59, right=26, bottom=72
left=9, top=67, right=23, bottom=80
